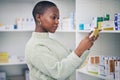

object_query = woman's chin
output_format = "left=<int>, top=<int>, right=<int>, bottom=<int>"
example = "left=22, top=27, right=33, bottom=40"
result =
left=50, top=29, right=57, bottom=33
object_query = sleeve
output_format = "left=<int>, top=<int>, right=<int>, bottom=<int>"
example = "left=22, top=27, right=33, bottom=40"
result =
left=29, top=45, right=89, bottom=80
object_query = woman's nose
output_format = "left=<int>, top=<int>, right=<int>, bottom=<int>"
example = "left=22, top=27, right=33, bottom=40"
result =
left=55, top=19, right=59, bottom=24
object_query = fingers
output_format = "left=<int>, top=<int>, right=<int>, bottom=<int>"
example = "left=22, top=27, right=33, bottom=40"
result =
left=89, top=32, right=99, bottom=42
left=94, top=34, right=99, bottom=40
left=87, top=31, right=93, bottom=39
left=87, top=34, right=95, bottom=50
left=90, top=36, right=95, bottom=41
left=88, top=31, right=93, bottom=36
left=87, top=39, right=94, bottom=50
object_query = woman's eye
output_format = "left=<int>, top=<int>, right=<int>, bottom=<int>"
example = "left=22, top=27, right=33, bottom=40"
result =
left=52, top=16, right=56, bottom=19
left=51, top=16, right=59, bottom=20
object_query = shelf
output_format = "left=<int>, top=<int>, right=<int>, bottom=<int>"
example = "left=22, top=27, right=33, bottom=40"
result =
left=100, top=30, right=120, bottom=33
left=1, top=29, right=120, bottom=33
left=0, top=29, right=76, bottom=32
left=0, top=62, right=26, bottom=66
left=56, top=30, right=76, bottom=32
left=77, top=30, right=120, bottom=33
left=0, top=29, right=34, bottom=32
left=77, top=30, right=91, bottom=33
left=76, top=67, right=106, bottom=80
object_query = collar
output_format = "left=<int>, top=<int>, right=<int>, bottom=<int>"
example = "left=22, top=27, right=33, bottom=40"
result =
left=32, top=32, right=49, bottom=38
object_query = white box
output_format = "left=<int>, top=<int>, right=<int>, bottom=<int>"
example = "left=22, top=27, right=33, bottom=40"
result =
left=0, top=72, right=6, bottom=80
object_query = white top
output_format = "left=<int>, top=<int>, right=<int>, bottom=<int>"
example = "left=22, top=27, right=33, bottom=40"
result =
left=25, top=32, right=89, bottom=80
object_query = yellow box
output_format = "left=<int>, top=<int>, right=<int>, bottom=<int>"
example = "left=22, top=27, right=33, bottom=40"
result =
left=89, top=28, right=100, bottom=38
left=0, top=52, right=9, bottom=63
left=102, top=27, right=114, bottom=30
left=98, top=22, right=102, bottom=30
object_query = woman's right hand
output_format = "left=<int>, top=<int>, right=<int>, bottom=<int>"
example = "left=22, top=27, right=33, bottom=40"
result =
left=75, top=31, right=97, bottom=57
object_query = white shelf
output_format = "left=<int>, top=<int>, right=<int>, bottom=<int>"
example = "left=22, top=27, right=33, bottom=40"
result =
left=0, top=29, right=76, bottom=33
left=77, top=30, right=120, bottom=33
left=76, top=67, right=106, bottom=80
left=56, top=30, right=76, bottom=32
left=100, top=30, right=120, bottom=33
left=0, top=62, right=26, bottom=66
left=1, top=28, right=120, bottom=33
left=0, top=29, right=34, bottom=32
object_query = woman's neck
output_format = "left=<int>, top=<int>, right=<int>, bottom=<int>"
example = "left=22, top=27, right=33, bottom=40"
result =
left=35, top=25, right=48, bottom=33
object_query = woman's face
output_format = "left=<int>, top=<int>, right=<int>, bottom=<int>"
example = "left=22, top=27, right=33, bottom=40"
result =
left=40, top=6, right=59, bottom=33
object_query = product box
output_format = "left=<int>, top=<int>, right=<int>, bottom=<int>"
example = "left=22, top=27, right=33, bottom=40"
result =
left=62, top=17, right=74, bottom=30
left=98, top=56, right=106, bottom=76
left=16, top=18, right=35, bottom=30
left=0, top=52, right=9, bottom=63
left=24, top=69, right=29, bottom=80
left=101, top=21, right=115, bottom=30
left=104, top=57, right=115, bottom=80
left=87, top=56, right=99, bottom=74
left=114, top=13, right=120, bottom=30
left=98, top=65, right=105, bottom=76
left=0, top=72, right=6, bottom=80
left=89, top=28, right=100, bottom=38
left=115, top=61, right=120, bottom=80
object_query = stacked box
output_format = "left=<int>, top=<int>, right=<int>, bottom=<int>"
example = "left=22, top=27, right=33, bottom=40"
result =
left=115, top=61, right=120, bottom=80
left=98, top=56, right=106, bottom=76
left=87, top=56, right=99, bottom=74
left=107, top=59, right=115, bottom=80
left=87, top=55, right=120, bottom=80
left=105, top=56, right=120, bottom=80
left=16, top=18, right=35, bottom=30
left=114, top=13, right=120, bottom=30
left=0, top=52, right=9, bottom=63
left=101, top=21, right=115, bottom=30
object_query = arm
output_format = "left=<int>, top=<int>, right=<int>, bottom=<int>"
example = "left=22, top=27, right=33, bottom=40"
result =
left=29, top=46, right=89, bottom=80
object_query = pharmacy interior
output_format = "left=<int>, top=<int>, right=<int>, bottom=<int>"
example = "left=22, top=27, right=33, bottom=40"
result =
left=0, top=0, right=120, bottom=80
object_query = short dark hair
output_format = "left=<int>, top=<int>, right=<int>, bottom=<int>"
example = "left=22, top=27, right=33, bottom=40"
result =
left=32, top=1, right=57, bottom=22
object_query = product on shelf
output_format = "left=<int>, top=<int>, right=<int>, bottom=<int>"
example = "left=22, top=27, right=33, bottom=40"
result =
left=0, top=52, right=9, bottom=63
left=61, top=12, right=75, bottom=31
left=115, top=60, right=120, bottom=80
left=87, top=56, right=99, bottom=74
left=9, top=55, right=25, bottom=63
left=87, top=55, right=120, bottom=80
left=78, top=13, right=117, bottom=31
left=114, top=13, right=120, bottom=30
left=24, top=69, right=29, bottom=80
left=16, top=18, right=35, bottom=30
left=101, top=21, right=115, bottom=30
left=0, top=72, right=6, bottom=80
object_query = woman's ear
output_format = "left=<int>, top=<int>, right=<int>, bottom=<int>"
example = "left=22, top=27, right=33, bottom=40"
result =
left=36, top=14, right=41, bottom=22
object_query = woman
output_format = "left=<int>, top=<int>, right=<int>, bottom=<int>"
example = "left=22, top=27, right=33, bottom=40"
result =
left=25, top=1, right=98, bottom=80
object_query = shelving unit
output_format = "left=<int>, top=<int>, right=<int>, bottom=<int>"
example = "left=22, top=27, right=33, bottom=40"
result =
left=76, top=0, right=120, bottom=80
left=0, top=0, right=76, bottom=80
left=76, top=66, right=106, bottom=80
left=0, top=0, right=120, bottom=80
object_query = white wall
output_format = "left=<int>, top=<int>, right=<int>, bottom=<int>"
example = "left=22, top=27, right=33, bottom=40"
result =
left=77, top=33, right=120, bottom=56
left=0, top=0, right=75, bottom=24
left=0, top=32, right=32, bottom=56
